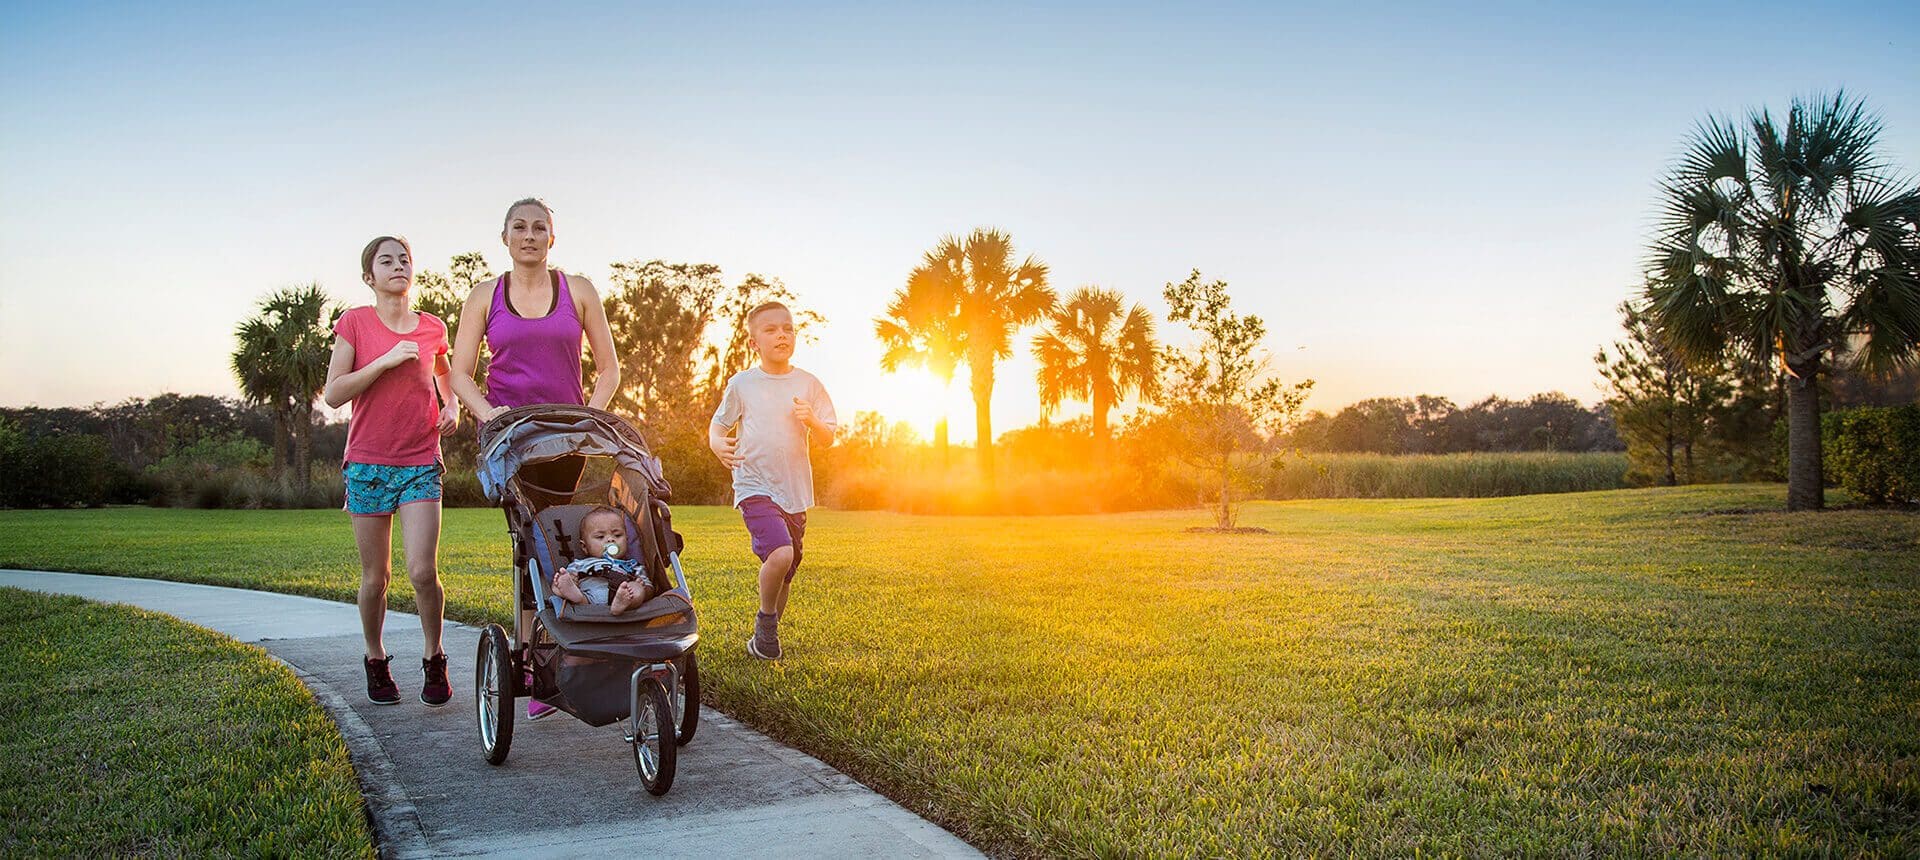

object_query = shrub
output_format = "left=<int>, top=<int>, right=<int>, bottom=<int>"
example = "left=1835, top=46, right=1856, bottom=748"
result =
left=0, top=423, right=119, bottom=508
left=442, top=470, right=490, bottom=508
left=151, top=468, right=344, bottom=510
left=1823, top=405, right=1920, bottom=505
left=150, top=433, right=269, bottom=472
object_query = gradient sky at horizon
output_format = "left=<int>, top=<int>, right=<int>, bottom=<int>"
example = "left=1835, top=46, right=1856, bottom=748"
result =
left=2, top=1, right=1915, bottom=442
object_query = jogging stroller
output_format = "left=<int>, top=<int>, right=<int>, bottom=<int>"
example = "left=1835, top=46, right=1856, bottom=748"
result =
left=471, top=404, right=700, bottom=796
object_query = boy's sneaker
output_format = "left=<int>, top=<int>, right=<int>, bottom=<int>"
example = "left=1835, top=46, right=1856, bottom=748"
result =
left=364, top=655, right=400, bottom=705
left=746, top=634, right=782, bottom=660
left=748, top=611, right=782, bottom=660
left=420, top=653, right=451, bottom=707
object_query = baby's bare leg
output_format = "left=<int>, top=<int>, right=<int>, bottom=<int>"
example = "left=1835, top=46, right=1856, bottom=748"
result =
left=554, top=571, right=588, bottom=604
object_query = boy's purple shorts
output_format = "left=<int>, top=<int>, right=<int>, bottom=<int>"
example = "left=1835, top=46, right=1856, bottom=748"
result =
left=739, top=495, right=805, bottom=582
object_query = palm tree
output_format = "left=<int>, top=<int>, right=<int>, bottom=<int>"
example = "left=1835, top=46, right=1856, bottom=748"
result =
left=875, top=263, right=966, bottom=461
left=1644, top=93, right=1920, bottom=511
left=909, top=229, right=1054, bottom=474
left=1032, top=286, right=1159, bottom=460
left=232, top=284, right=340, bottom=490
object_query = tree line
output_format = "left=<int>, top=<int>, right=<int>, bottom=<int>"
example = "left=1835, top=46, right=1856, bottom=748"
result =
left=12, top=94, right=1911, bottom=517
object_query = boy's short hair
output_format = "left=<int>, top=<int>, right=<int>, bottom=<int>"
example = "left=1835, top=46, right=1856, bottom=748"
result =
left=745, top=301, right=790, bottom=330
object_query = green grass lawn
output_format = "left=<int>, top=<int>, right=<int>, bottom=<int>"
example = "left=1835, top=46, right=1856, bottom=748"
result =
left=2, top=485, right=1916, bottom=856
left=0, top=588, right=373, bottom=857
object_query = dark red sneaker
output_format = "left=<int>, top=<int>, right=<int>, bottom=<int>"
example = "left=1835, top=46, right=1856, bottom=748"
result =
left=421, top=653, right=451, bottom=707
left=364, top=655, right=400, bottom=705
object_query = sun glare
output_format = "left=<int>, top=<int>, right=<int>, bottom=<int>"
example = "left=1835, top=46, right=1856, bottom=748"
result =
left=866, top=367, right=971, bottom=444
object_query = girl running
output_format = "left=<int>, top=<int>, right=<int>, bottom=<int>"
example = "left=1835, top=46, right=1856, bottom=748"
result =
left=323, top=235, right=461, bottom=707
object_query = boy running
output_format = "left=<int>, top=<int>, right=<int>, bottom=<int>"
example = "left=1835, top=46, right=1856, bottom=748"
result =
left=709, top=301, right=837, bottom=660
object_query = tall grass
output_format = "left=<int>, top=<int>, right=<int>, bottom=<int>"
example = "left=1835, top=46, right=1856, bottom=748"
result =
left=1265, top=451, right=1628, bottom=499
left=823, top=451, right=1629, bottom=513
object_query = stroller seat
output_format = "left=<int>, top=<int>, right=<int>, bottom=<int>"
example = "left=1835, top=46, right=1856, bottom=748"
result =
left=531, top=504, right=692, bottom=630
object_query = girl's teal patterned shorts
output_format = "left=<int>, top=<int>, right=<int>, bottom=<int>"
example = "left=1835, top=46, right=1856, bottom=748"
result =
left=342, top=461, right=443, bottom=516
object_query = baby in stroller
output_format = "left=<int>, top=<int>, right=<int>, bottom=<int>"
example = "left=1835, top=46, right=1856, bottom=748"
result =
left=554, top=505, right=655, bottom=615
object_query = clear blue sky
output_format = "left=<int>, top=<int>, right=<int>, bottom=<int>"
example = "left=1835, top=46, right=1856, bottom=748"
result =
left=2, top=1, right=1914, bottom=441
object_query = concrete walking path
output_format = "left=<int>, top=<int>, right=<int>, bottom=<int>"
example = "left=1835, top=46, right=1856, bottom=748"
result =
left=3, top=570, right=980, bottom=859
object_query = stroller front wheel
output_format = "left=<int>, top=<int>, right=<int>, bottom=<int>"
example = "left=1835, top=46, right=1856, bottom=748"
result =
left=673, top=651, right=700, bottom=747
left=476, top=624, right=515, bottom=765
left=630, top=676, right=676, bottom=795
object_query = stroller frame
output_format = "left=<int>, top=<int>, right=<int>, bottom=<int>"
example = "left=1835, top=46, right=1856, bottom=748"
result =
left=471, top=404, right=701, bottom=796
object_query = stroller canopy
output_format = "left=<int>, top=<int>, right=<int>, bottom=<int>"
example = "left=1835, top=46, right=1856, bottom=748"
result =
left=475, top=405, right=672, bottom=503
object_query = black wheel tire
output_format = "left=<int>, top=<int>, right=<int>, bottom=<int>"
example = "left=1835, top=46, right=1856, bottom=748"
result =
left=476, top=624, right=515, bottom=765
left=673, top=652, right=700, bottom=747
left=632, top=677, right=677, bottom=796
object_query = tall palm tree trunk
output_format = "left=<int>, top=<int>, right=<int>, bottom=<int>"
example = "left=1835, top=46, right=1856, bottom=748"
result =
left=1662, top=404, right=1677, bottom=486
left=971, top=359, right=994, bottom=477
left=271, top=412, right=292, bottom=479
left=1092, top=390, right=1111, bottom=464
left=292, top=405, right=314, bottom=492
left=1785, top=357, right=1824, bottom=511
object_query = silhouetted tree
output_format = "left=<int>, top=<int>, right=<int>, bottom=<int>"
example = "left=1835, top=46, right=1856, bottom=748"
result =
left=909, top=229, right=1054, bottom=476
left=876, top=264, right=966, bottom=460
left=1033, top=286, right=1158, bottom=460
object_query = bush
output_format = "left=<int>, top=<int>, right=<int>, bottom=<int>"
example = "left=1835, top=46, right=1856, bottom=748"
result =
left=0, top=421, right=121, bottom=508
left=442, top=470, right=490, bottom=508
left=150, top=433, right=269, bottom=472
left=149, top=468, right=344, bottom=510
left=1823, top=405, right=1920, bottom=505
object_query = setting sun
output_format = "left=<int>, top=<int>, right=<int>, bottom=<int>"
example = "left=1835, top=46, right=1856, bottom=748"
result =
left=863, top=365, right=970, bottom=444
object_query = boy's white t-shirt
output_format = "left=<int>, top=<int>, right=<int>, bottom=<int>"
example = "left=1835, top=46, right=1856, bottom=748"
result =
left=710, top=365, right=838, bottom=513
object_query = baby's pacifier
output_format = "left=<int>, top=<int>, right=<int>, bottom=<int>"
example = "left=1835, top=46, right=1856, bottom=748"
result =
left=604, top=543, right=621, bottom=559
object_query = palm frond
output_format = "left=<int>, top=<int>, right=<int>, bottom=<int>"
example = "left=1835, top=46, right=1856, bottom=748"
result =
left=1838, top=266, right=1920, bottom=375
left=1115, top=303, right=1160, bottom=402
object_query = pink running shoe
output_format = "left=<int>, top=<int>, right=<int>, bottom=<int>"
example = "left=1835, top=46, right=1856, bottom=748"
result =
left=523, top=669, right=557, bottom=720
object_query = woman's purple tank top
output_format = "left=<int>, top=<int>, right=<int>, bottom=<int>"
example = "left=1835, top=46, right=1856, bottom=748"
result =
left=484, top=271, right=586, bottom=408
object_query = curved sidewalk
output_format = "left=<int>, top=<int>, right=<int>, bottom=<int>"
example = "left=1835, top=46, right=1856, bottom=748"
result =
left=3, top=570, right=979, bottom=859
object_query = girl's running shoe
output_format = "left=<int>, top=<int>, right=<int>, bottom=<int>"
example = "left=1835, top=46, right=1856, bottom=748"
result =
left=421, top=654, right=451, bottom=707
left=364, top=655, right=400, bottom=705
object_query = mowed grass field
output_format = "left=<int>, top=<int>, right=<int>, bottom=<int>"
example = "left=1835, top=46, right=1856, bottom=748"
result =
left=2, top=485, right=1916, bottom=856
left=0, top=588, right=372, bottom=856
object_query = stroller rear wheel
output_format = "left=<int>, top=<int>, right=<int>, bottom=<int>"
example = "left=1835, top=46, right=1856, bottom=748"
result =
left=673, top=652, right=700, bottom=746
left=629, top=676, right=676, bottom=795
left=476, top=624, right=515, bottom=765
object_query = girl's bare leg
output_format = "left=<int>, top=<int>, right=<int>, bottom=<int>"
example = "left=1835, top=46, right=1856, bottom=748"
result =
left=353, top=515, right=395, bottom=659
left=396, top=501, right=445, bottom=658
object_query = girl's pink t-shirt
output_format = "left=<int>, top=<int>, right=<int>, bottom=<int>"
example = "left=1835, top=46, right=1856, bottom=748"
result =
left=335, top=307, right=450, bottom=466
